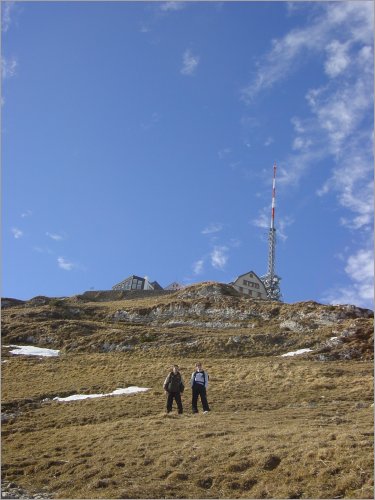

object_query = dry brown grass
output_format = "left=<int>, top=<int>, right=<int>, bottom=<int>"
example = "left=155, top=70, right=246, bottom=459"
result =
left=2, top=354, right=373, bottom=499
left=2, top=286, right=373, bottom=498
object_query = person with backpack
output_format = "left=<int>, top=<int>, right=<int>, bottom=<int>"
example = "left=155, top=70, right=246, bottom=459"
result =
left=163, top=364, right=185, bottom=414
left=190, top=362, right=210, bottom=414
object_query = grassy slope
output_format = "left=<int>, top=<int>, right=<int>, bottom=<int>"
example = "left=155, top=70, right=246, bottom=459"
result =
left=1, top=285, right=374, bottom=499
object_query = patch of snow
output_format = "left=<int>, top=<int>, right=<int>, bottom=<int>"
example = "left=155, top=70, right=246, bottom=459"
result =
left=9, top=345, right=60, bottom=357
left=281, top=348, right=313, bottom=357
left=53, top=386, right=150, bottom=402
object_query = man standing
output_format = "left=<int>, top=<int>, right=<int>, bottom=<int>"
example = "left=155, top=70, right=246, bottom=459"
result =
left=163, top=364, right=184, bottom=414
left=190, top=362, right=210, bottom=414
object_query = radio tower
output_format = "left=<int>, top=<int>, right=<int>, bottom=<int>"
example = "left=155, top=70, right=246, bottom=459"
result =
left=261, top=163, right=282, bottom=301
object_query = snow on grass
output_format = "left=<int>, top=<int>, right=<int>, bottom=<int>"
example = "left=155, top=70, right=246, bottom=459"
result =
left=53, top=387, right=150, bottom=402
left=281, top=348, right=313, bottom=357
left=9, top=345, right=60, bottom=357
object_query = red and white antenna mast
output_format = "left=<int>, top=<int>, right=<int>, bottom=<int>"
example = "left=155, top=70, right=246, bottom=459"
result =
left=271, top=162, right=276, bottom=230
left=261, top=163, right=282, bottom=301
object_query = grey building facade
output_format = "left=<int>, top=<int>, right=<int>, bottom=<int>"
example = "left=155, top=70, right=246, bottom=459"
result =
left=231, top=271, right=268, bottom=299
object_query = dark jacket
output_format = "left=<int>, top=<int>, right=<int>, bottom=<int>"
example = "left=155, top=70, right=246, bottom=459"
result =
left=163, top=372, right=185, bottom=393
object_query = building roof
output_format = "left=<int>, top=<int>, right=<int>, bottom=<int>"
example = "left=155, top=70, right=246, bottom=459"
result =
left=232, top=270, right=264, bottom=282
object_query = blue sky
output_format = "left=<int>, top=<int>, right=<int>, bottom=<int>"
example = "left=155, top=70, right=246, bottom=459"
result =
left=2, top=1, right=374, bottom=308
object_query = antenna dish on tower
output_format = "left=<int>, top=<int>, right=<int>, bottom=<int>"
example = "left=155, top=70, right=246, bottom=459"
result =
left=261, top=163, right=282, bottom=301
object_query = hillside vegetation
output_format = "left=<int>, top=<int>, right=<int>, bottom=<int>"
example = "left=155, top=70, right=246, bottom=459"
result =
left=1, top=282, right=374, bottom=499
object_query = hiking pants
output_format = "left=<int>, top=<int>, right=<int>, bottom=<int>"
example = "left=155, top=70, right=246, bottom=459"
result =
left=192, top=384, right=210, bottom=413
left=167, top=391, right=183, bottom=414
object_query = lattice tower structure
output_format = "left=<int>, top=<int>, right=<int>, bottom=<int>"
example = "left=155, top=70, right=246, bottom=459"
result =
left=261, top=163, right=282, bottom=301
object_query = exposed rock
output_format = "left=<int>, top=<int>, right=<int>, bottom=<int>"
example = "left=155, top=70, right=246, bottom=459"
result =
left=1, top=282, right=373, bottom=360
left=1, top=481, right=53, bottom=499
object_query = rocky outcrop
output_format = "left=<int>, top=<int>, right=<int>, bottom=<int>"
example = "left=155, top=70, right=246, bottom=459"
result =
left=1, top=282, right=373, bottom=360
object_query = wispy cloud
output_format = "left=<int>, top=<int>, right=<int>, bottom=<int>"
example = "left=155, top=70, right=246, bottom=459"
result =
left=278, top=216, right=294, bottom=242
left=210, top=246, right=228, bottom=270
left=11, top=227, right=23, bottom=239
left=2, top=56, right=17, bottom=79
left=218, top=148, right=231, bottom=159
left=264, top=137, right=274, bottom=147
left=46, top=232, right=65, bottom=241
left=139, top=23, right=150, bottom=34
left=57, top=257, right=75, bottom=271
left=322, top=248, right=374, bottom=309
left=160, top=1, right=186, bottom=12
left=241, top=2, right=373, bottom=102
left=201, top=223, right=223, bottom=235
left=244, top=1, right=373, bottom=251
left=252, top=210, right=269, bottom=230
left=33, top=246, right=53, bottom=255
left=1, top=1, right=15, bottom=33
left=192, top=259, right=204, bottom=275
left=324, top=40, right=351, bottom=78
left=252, top=210, right=293, bottom=242
left=181, top=49, right=200, bottom=76
left=292, top=136, right=312, bottom=152
left=21, top=210, right=32, bottom=218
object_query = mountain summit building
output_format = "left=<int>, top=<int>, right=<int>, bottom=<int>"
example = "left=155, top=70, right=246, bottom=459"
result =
left=230, top=271, right=268, bottom=299
left=112, top=275, right=162, bottom=291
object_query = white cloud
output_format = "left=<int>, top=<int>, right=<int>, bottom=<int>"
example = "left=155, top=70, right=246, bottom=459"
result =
left=46, top=232, right=64, bottom=241
left=247, top=3, right=373, bottom=238
left=264, top=137, right=274, bottom=147
left=306, top=77, right=371, bottom=156
left=291, top=116, right=305, bottom=134
left=318, top=135, right=373, bottom=230
left=278, top=216, right=294, bottom=242
left=21, top=210, right=32, bottom=218
left=252, top=209, right=293, bottom=241
left=139, top=24, right=150, bottom=34
left=11, top=227, right=23, bottom=239
left=345, top=249, right=374, bottom=284
left=2, top=56, right=17, bottom=79
left=210, top=246, right=228, bottom=270
left=241, top=1, right=373, bottom=308
left=201, top=223, right=223, bottom=235
left=322, top=248, right=374, bottom=308
left=252, top=210, right=269, bottom=230
left=181, top=49, right=200, bottom=76
left=160, top=1, right=186, bottom=12
left=192, top=259, right=204, bottom=275
left=1, top=1, right=15, bottom=33
left=324, top=40, right=351, bottom=77
left=218, top=148, right=231, bottom=159
left=57, top=257, right=75, bottom=271
left=241, top=2, right=373, bottom=102
left=292, top=136, right=312, bottom=151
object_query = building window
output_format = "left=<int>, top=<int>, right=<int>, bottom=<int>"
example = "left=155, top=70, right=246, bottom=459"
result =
left=248, top=290, right=253, bottom=296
